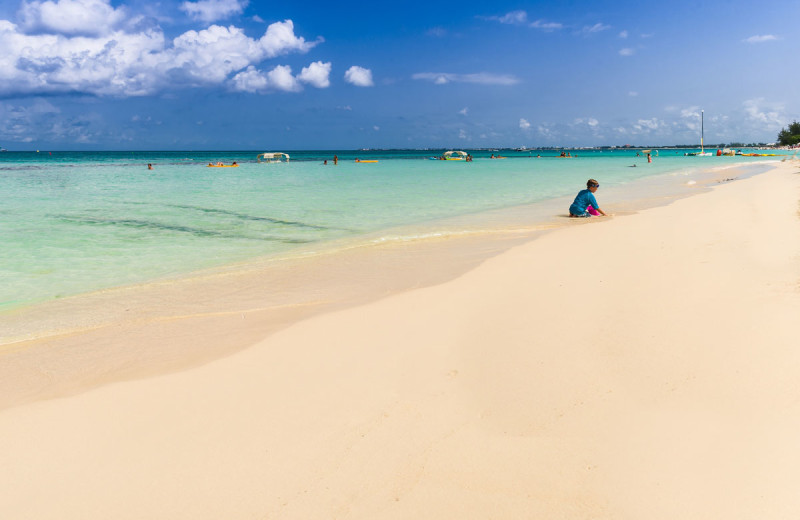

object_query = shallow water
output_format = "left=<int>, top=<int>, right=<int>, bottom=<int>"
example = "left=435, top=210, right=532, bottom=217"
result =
left=0, top=148, right=783, bottom=311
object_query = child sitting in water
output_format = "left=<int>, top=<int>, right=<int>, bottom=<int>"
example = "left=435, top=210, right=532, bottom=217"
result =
left=569, top=179, right=607, bottom=217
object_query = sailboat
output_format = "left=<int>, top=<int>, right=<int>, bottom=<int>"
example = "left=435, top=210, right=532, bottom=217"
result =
left=685, top=110, right=713, bottom=156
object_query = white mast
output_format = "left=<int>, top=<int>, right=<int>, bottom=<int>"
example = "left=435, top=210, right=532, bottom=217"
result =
left=701, top=110, right=705, bottom=154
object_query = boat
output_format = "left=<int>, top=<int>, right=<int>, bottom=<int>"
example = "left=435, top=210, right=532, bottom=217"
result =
left=355, top=159, right=378, bottom=163
left=442, top=150, right=468, bottom=161
left=257, top=152, right=290, bottom=163
left=684, top=110, right=713, bottom=156
left=207, top=163, right=239, bottom=167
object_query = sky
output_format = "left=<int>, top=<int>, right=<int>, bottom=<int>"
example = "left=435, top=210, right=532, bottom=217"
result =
left=0, top=0, right=798, bottom=150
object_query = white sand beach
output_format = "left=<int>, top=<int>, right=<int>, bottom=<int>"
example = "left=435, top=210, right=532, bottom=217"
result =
left=1, top=161, right=799, bottom=519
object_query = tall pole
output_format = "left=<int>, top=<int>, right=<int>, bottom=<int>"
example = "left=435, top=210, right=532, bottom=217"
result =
left=701, top=110, right=704, bottom=153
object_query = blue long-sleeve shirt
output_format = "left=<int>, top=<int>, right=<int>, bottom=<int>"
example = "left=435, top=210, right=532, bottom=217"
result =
left=569, top=189, right=599, bottom=216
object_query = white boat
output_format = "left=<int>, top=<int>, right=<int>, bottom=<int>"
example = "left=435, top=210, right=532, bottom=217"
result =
left=685, top=111, right=713, bottom=156
left=442, top=150, right=468, bottom=161
left=257, top=152, right=290, bottom=163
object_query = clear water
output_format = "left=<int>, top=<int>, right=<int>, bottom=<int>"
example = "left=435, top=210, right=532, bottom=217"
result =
left=0, top=148, right=782, bottom=311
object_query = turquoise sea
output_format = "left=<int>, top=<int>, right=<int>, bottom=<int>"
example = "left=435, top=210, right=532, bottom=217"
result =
left=0, top=148, right=783, bottom=313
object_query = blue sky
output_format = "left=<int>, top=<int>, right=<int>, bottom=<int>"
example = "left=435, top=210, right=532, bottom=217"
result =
left=0, top=0, right=797, bottom=150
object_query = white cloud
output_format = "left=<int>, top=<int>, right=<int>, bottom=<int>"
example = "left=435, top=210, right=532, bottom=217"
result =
left=680, top=106, right=701, bottom=119
left=459, top=107, right=468, bottom=115
left=426, top=26, right=446, bottom=37
left=530, top=20, right=562, bottom=30
left=619, top=48, right=635, bottom=56
left=373, top=125, right=380, bottom=131
left=266, top=64, right=300, bottom=92
left=582, top=23, right=610, bottom=34
left=629, top=91, right=638, bottom=96
left=297, top=60, right=331, bottom=88
left=519, top=118, right=530, bottom=129
left=633, top=118, right=663, bottom=132
left=494, top=10, right=527, bottom=25
left=458, top=129, right=468, bottom=139
left=259, top=20, right=321, bottom=58
left=618, top=30, right=628, bottom=38
left=677, top=107, right=702, bottom=132
left=412, top=72, right=520, bottom=86
left=0, top=14, right=321, bottom=97
left=487, top=10, right=564, bottom=31
left=17, top=0, right=127, bottom=36
left=344, top=65, right=373, bottom=87
left=743, top=98, right=782, bottom=125
left=180, top=0, right=248, bottom=24
left=230, top=65, right=268, bottom=92
left=171, top=25, right=263, bottom=84
left=743, top=34, right=777, bottom=43
left=574, top=117, right=599, bottom=128
left=230, top=63, right=322, bottom=94
left=487, top=11, right=561, bottom=30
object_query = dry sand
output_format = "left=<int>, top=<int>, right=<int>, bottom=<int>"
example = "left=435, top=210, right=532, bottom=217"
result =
left=1, top=162, right=799, bottom=519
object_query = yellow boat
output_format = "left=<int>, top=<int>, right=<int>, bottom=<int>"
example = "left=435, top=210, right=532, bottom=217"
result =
left=355, top=160, right=378, bottom=163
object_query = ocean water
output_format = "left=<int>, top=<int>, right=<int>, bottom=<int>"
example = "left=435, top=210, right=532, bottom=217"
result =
left=0, top=148, right=782, bottom=312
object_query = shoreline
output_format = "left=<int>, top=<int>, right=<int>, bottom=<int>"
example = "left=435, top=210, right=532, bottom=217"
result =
left=0, top=161, right=798, bottom=518
left=0, top=160, right=782, bottom=410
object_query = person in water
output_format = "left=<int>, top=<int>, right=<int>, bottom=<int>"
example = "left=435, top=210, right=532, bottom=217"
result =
left=569, top=179, right=607, bottom=217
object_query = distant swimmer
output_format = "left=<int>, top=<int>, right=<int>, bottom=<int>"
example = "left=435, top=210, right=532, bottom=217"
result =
left=569, top=179, right=607, bottom=218
left=333, top=155, right=338, bottom=165
left=629, top=164, right=637, bottom=167
left=147, top=163, right=153, bottom=170
left=232, top=161, right=237, bottom=166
